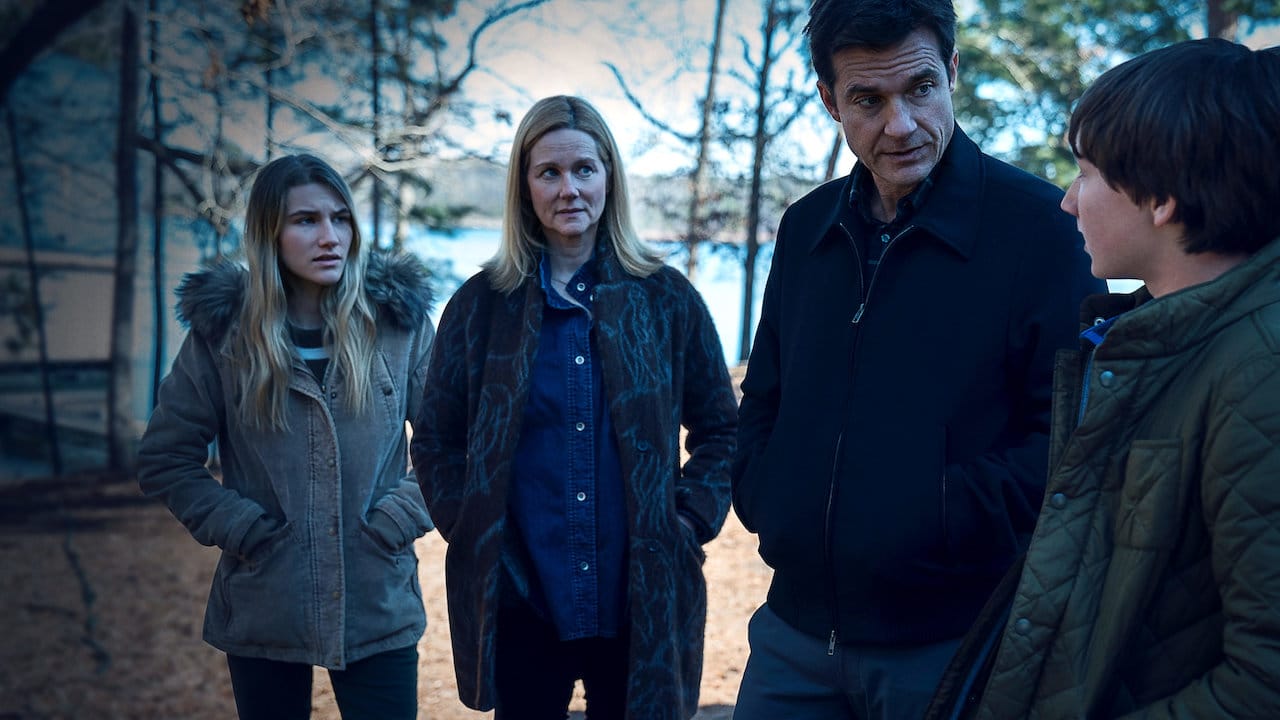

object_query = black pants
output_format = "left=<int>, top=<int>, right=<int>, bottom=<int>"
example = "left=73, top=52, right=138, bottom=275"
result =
left=494, top=595, right=629, bottom=720
left=226, top=644, right=418, bottom=720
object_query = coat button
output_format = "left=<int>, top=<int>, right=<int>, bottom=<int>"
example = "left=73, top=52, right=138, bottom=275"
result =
left=575, top=422, right=585, bottom=431
left=1098, top=370, right=1115, bottom=387
left=1050, top=492, right=1067, bottom=509
left=574, top=355, right=585, bottom=365
left=1014, top=617, right=1032, bottom=634
left=576, top=492, right=587, bottom=502
left=576, top=282, right=586, bottom=292
left=579, top=562, right=590, bottom=572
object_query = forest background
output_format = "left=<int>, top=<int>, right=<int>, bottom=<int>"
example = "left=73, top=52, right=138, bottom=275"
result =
left=1, top=1, right=1278, bottom=718
left=1, top=0, right=1278, bottom=528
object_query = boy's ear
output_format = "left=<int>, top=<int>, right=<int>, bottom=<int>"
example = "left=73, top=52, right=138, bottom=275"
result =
left=1151, top=196, right=1178, bottom=227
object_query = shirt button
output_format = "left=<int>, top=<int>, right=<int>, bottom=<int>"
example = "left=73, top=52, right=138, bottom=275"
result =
left=1099, top=370, right=1115, bottom=387
left=576, top=282, right=586, bottom=292
left=579, top=562, right=589, bottom=572
left=330, top=391, right=337, bottom=399
left=575, top=422, right=585, bottom=431
left=576, top=492, right=587, bottom=502
left=1014, top=617, right=1032, bottom=634
left=332, top=591, right=341, bottom=600
left=1050, top=492, right=1068, bottom=509
left=574, top=355, right=585, bottom=365
left=880, top=233, right=890, bottom=243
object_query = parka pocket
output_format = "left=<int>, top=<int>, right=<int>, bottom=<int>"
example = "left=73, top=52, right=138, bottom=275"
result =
left=1115, top=439, right=1184, bottom=550
left=351, top=523, right=423, bottom=615
left=363, top=507, right=410, bottom=555
left=221, top=523, right=309, bottom=647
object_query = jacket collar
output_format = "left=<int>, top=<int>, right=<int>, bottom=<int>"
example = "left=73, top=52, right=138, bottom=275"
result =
left=1089, top=236, right=1280, bottom=359
left=810, top=124, right=983, bottom=260
left=175, top=250, right=434, bottom=344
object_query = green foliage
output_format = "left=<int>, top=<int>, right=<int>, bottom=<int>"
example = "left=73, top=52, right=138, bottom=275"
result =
left=953, top=0, right=1272, bottom=186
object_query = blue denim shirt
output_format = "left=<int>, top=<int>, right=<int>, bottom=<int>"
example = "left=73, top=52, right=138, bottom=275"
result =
left=509, top=255, right=628, bottom=640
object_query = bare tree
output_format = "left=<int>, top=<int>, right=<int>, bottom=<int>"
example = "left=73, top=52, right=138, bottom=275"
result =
left=731, top=0, right=812, bottom=362
left=147, top=0, right=165, bottom=408
left=823, top=127, right=843, bottom=183
left=682, top=0, right=729, bottom=282
left=605, top=2, right=736, bottom=280
left=109, top=0, right=140, bottom=473
left=6, top=104, right=62, bottom=474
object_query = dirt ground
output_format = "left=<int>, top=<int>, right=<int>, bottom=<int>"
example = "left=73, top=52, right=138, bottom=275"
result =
left=0, top=470, right=770, bottom=719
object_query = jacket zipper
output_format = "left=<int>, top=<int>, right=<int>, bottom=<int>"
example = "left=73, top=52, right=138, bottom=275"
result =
left=824, top=222, right=914, bottom=655
left=850, top=224, right=914, bottom=325
left=1077, top=349, right=1096, bottom=427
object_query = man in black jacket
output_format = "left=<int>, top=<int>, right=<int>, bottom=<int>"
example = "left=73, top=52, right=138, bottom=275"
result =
left=730, top=1, right=1103, bottom=718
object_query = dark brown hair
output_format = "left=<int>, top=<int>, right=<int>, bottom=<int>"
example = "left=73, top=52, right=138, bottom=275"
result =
left=1069, top=39, right=1280, bottom=255
left=806, top=0, right=957, bottom=88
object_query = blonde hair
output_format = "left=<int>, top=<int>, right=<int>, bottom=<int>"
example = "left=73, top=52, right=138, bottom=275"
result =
left=486, top=95, right=662, bottom=293
left=231, top=154, right=378, bottom=430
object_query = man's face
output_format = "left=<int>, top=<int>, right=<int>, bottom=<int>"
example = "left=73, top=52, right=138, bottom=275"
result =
left=818, top=27, right=957, bottom=212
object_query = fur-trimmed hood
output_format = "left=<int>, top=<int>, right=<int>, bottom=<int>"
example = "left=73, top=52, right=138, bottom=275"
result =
left=175, top=251, right=434, bottom=342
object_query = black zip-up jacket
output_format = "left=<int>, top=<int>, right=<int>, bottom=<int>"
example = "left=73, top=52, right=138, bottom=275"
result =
left=733, top=127, right=1105, bottom=647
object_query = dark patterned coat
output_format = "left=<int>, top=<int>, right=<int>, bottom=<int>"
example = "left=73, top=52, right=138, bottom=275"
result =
left=411, top=246, right=737, bottom=718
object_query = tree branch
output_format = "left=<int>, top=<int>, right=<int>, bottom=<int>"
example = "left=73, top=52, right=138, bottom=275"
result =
left=603, top=62, right=698, bottom=144
left=1, top=0, right=109, bottom=100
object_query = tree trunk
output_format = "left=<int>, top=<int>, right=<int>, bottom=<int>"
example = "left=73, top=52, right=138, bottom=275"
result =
left=370, top=0, right=384, bottom=249
left=6, top=105, right=63, bottom=475
left=109, top=3, right=141, bottom=473
left=148, top=0, right=164, bottom=409
left=685, top=0, right=728, bottom=282
left=738, top=0, right=779, bottom=363
left=391, top=174, right=409, bottom=253
left=824, top=126, right=843, bottom=182
left=265, top=64, right=276, bottom=161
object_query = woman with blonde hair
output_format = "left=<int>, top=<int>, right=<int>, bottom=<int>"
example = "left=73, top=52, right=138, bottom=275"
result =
left=138, top=153, right=435, bottom=719
left=412, top=95, right=737, bottom=719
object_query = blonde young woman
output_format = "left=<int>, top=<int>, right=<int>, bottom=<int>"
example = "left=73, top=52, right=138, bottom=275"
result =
left=412, top=96, right=737, bottom=719
left=138, top=154, right=435, bottom=719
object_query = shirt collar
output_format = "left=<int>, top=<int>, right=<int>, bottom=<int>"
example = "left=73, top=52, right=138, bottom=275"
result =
left=848, top=163, right=936, bottom=230
left=538, top=252, right=596, bottom=309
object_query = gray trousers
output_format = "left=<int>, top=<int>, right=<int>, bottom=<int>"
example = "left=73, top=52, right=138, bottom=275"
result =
left=733, top=603, right=961, bottom=720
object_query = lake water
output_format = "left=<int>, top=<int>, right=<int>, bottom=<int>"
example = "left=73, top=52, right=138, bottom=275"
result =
left=0, top=229, right=767, bottom=480
left=2, top=227, right=1139, bottom=481
left=405, top=227, right=768, bottom=366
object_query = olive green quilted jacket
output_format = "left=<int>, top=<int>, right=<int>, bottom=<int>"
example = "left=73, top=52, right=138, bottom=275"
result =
left=935, top=237, right=1280, bottom=719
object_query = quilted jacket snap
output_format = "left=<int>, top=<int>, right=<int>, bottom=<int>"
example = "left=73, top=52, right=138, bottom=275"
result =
left=947, top=237, right=1280, bottom=719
